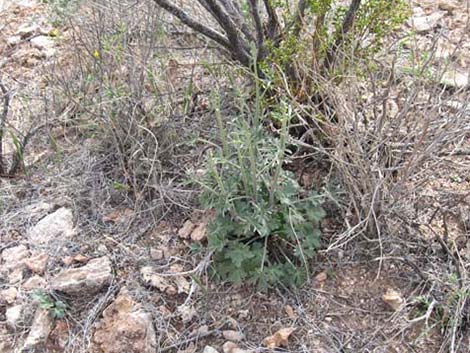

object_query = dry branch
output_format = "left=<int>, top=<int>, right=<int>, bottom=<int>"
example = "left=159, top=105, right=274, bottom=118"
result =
left=200, top=0, right=252, bottom=65
left=0, top=80, right=10, bottom=175
left=152, top=0, right=231, bottom=49
left=262, top=0, right=281, bottom=41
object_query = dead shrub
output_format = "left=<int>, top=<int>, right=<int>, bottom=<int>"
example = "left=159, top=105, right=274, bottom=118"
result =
left=285, top=36, right=470, bottom=351
left=48, top=0, right=220, bottom=213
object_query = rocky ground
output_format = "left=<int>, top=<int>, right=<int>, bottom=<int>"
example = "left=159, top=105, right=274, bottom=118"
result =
left=1, top=0, right=469, bottom=353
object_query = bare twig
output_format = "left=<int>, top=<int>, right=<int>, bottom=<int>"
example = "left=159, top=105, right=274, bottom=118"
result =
left=0, top=80, right=10, bottom=175
left=220, top=0, right=256, bottom=43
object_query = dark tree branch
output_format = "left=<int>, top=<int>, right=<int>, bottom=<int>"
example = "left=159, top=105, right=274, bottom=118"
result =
left=218, top=0, right=243, bottom=25
left=197, top=0, right=217, bottom=18
left=323, top=0, right=362, bottom=71
left=152, top=0, right=231, bottom=49
left=226, top=0, right=256, bottom=43
left=200, top=0, right=252, bottom=66
left=341, top=0, right=363, bottom=34
left=263, top=0, right=281, bottom=41
left=213, top=0, right=256, bottom=44
left=248, top=0, right=266, bottom=60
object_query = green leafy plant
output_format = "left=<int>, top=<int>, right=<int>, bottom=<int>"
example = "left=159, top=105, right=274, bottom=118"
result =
left=32, top=290, right=67, bottom=319
left=197, top=89, right=325, bottom=288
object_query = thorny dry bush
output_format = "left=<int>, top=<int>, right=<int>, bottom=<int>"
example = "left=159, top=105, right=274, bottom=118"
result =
left=0, top=77, right=54, bottom=177
left=48, top=0, right=224, bottom=220
left=312, top=45, right=470, bottom=352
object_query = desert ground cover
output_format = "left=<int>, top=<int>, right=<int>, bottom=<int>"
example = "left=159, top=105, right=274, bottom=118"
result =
left=0, top=0, right=469, bottom=352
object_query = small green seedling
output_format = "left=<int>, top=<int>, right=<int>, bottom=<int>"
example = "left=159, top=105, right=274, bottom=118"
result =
left=32, top=290, right=67, bottom=319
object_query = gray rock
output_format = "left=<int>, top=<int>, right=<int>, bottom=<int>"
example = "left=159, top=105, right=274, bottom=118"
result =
left=222, top=330, right=245, bottom=342
left=7, top=35, right=21, bottom=46
left=203, top=346, right=220, bottom=353
left=23, top=275, right=47, bottom=291
left=8, top=267, right=25, bottom=285
left=222, top=342, right=252, bottom=353
left=25, top=253, right=49, bottom=274
left=441, top=70, right=469, bottom=89
left=0, top=287, right=18, bottom=304
left=22, top=309, right=54, bottom=351
left=438, top=0, right=458, bottom=13
left=28, top=207, right=75, bottom=244
left=30, top=35, right=56, bottom=57
left=6, top=305, right=24, bottom=328
left=2, top=245, right=30, bottom=270
left=410, top=12, right=444, bottom=33
left=23, top=201, right=55, bottom=221
left=93, top=287, right=157, bottom=353
left=16, top=23, right=40, bottom=38
left=50, top=256, right=112, bottom=294
left=150, top=248, right=164, bottom=260
left=16, top=0, right=38, bottom=8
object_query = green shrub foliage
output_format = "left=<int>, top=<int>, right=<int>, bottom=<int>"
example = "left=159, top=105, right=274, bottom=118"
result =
left=198, top=95, right=325, bottom=288
left=154, top=0, right=410, bottom=82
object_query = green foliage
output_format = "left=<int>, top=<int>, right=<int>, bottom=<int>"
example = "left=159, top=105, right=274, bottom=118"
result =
left=263, top=0, right=410, bottom=78
left=32, top=290, right=67, bottom=319
left=353, top=0, right=410, bottom=53
left=308, top=0, right=334, bottom=13
left=265, top=34, right=305, bottom=69
left=358, top=0, right=409, bottom=34
left=9, top=131, right=25, bottom=171
left=197, top=90, right=325, bottom=288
